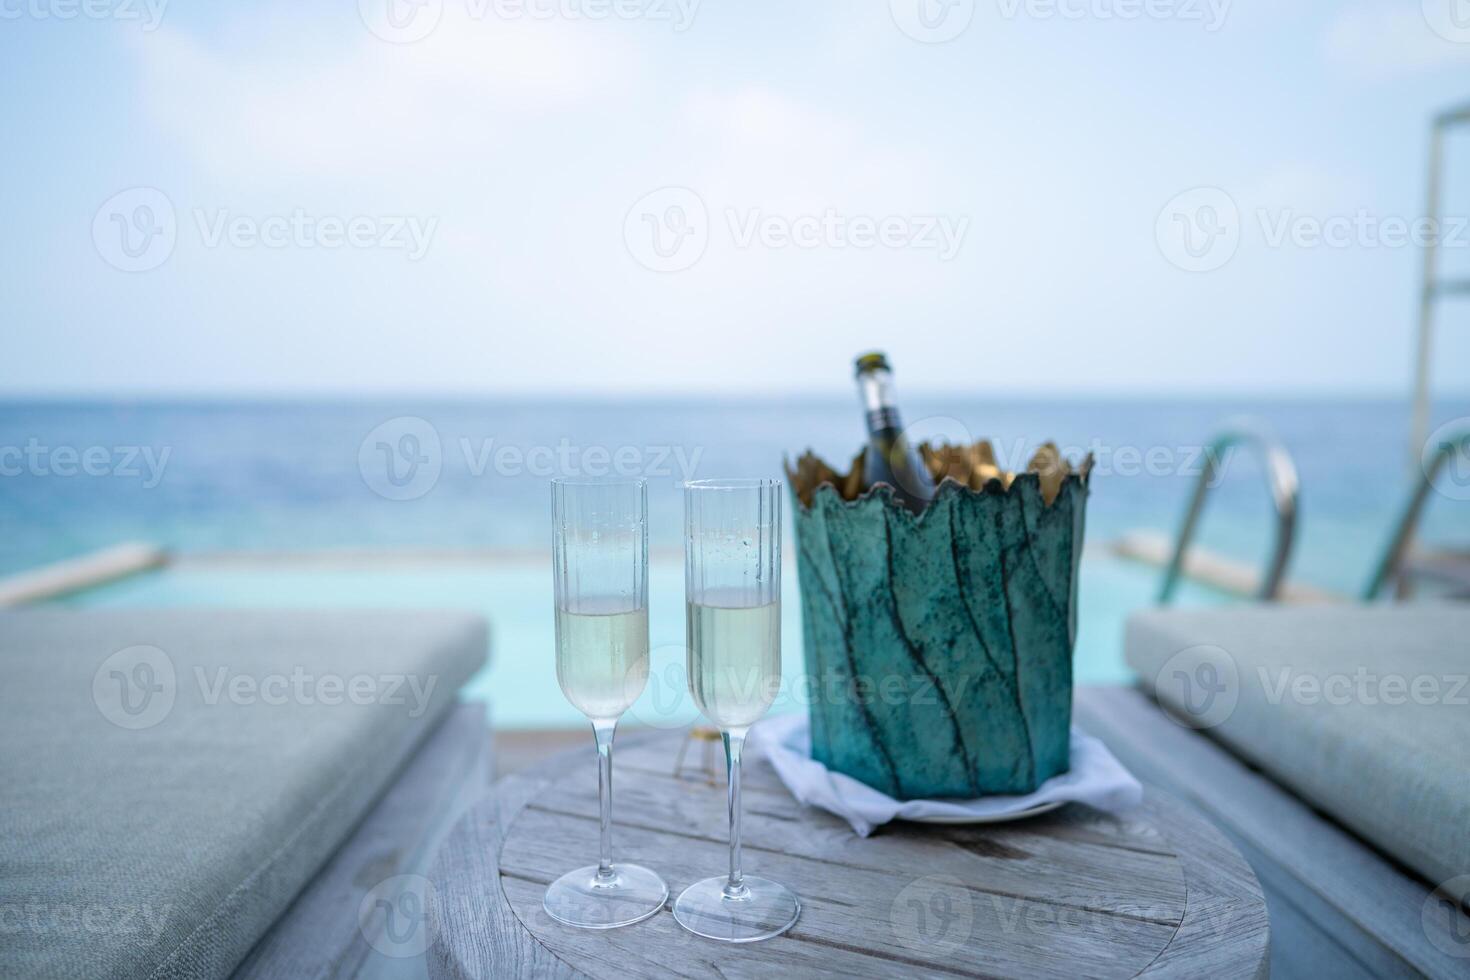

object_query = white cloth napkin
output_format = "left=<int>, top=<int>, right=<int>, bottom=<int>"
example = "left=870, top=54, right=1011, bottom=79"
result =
left=751, top=713, right=1143, bottom=837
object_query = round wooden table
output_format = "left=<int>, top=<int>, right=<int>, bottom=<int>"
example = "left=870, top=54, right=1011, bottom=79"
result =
left=428, top=731, right=1269, bottom=979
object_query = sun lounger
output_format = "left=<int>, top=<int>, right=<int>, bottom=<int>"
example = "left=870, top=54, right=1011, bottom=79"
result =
left=0, top=609, right=488, bottom=980
left=1079, top=605, right=1470, bottom=979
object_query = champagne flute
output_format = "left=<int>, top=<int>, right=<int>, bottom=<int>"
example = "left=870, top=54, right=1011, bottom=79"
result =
left=544, top=478, right=668, bottom=929
left=673, top=478, right=800, bottom=942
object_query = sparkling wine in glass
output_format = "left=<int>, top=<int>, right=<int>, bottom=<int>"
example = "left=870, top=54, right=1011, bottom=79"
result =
left=673, top=478, right=800, bottom=943
left=544, top=478, right=668, bottom=929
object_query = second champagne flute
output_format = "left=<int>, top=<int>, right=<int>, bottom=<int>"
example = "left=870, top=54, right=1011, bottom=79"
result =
left=544, top=478, right=668, bottom=929
left=673, top=478, right=800, bottom=942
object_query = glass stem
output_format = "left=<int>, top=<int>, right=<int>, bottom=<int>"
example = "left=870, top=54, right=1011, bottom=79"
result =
left=593, top=719, right=617, bottom=881
left=723, top=729, right=748, bottom=898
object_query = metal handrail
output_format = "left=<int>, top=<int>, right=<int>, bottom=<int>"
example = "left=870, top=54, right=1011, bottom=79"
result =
left=1410, top=104, right=1470, bottom=464
left=1435, top=102, right=1470, bottom=127
left=1364, top=426, right=1470, bottom=601
left=1159, top=421, right=1300, bottom=604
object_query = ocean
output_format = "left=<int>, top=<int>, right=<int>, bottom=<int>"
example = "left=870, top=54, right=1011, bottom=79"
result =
left=3, top=396, right=1466, bottom=594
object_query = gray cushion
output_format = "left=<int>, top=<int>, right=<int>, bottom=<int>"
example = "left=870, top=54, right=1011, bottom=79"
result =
left=0, top=609, right=487, bottom=980
left=1127, top=604, right=1470, bottom=902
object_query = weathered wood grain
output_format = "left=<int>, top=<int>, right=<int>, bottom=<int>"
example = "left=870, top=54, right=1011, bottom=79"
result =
left=428, top=726, right=1268, bottom=980
left=428, top=758, right=586, bottom=980
left=1126, top=793, right=1270, bottom=980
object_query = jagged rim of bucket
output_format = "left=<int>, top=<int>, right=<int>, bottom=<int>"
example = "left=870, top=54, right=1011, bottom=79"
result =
left=784, top=444, right=1094, bottom=520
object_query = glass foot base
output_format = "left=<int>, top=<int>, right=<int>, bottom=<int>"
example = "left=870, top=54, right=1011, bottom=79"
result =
left=543, top=863, right=668, bottom=930
left=672, top=876, right=800, bottom=943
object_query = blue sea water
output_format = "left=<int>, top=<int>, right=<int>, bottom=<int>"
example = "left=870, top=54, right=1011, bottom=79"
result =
left=3, top=397, right=1466, bottom=590
left=3, top=397, right=1467, bottom=727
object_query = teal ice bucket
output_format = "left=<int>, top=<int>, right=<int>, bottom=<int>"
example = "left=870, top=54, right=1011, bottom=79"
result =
left=788, top=444, right=1091, bottom=800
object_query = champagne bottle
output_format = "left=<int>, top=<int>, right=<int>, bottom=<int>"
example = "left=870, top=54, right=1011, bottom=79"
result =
left=854, top=352, right=936, bottom=513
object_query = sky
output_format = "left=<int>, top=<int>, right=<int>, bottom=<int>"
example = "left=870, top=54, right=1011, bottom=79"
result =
left=3, top=0, right=1470, bottom=398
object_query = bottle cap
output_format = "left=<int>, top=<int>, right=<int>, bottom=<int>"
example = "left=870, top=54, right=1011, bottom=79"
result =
left=854, top=352, right=891, bottom=376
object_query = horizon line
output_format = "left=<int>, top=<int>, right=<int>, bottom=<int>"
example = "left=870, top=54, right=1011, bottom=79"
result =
left=1, top=386, right=1464, bottom=404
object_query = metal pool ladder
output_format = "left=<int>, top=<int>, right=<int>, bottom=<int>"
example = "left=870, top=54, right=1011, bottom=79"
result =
left=1364, top=425, right=1470, bottom=600
left=1389, top=100, right=1470, bottom=601
left=1410, top=101, right=1470, bottom=463
left=1159, top=420, right=1301, bottom=604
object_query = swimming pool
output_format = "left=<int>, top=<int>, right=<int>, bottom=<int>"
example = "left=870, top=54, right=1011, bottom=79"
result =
left=55, top=551, right=1221, bottom=729
left=13, top=394, right=1464, bottom=718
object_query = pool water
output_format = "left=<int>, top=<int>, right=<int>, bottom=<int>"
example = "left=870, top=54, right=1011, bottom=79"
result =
left=57, top=552, right=1221, bottom=729
left=15, top=397, right=1463, bottom=727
